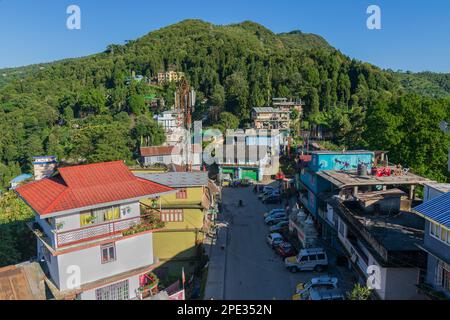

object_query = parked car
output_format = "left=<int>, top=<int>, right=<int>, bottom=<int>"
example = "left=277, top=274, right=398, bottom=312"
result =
left=274, top=242, right=297, bottom=258
left=266, top=233, right=284, bottom=247
left=258, top=189, right=273, bottom=199
left=264, top=208, right=285, bottom=218
left=258, top=186, right=280, bottom=199
left=262, top=194, right=282, bottom=204
left=295, top=276, right=338, bottom=297
left=262, top=186, right=275, bottom=193
left=269, top=220, right=289, bottom=233
left=285, top=248, right=328, bottom=273
left=308, top=288, right=345, bottom=300
left=265, top=213, right=288, bottom=225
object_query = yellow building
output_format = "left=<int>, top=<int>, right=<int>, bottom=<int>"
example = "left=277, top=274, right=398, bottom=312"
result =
left=136, top=172, right=216, bottom=275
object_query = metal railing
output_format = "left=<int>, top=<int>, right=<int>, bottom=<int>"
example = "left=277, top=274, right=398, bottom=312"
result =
left=55, top=211, right=160, bottom=248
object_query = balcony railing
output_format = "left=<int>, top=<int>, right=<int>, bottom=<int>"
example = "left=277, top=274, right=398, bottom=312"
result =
left=55, top=210, right=163, bottom=248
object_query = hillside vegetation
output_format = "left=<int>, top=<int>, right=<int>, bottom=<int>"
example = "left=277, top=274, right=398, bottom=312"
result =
left=0, top=19, right=448, bottom=189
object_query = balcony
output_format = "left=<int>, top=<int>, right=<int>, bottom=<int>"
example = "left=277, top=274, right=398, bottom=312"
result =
left=55, top=207, right=164, bottom=248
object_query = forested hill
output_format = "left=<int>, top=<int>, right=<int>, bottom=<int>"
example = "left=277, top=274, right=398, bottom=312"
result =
left=0, top=19, right=449, bottom=188
left=395, top=71, right=450, bottom=99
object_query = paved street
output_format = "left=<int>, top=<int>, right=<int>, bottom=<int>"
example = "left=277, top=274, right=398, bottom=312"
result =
left=204, top=183, right=355, bottom=300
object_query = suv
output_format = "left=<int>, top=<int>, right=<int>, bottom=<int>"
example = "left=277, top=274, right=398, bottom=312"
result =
left=285, top=248, right=328, bottom=273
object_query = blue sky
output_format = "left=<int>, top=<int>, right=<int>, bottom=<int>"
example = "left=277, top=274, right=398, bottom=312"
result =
left=0, top=0, right=449, bottom=72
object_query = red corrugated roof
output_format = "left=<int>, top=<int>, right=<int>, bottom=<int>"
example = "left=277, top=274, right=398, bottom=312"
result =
left=16, top=161, right=174, bottom=216
left=299, top=155, right=312, bottom=162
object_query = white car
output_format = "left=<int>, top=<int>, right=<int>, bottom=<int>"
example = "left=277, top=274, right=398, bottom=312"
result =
left=266, top=233, right=284, bottom=247
left=296, top=276, right=338, bottom=295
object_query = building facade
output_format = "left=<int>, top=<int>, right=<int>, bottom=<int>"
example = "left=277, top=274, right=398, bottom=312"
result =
left=413, top=188, right=450, bottom=299
left=251, top=107, right=290, bottom=130
left=15, top=161, right=175, bottom=300
left=136, top=172, right=214, bottom=276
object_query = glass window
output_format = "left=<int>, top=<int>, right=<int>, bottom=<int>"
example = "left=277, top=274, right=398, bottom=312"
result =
left=95, top=280, right=129, bottom=300
left=176, top=188, right=188, bottom=199
left=101, top=243, right=116, bottom=263
left=317, top=254, right=326, bottom=260
left=300, top=255, right=309, bottom=262
left=80, top=206, right=120, bottom=226
left=309, top=255, right=317, bottom=261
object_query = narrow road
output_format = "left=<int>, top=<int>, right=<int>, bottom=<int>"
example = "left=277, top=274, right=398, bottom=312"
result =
left=222, top=186, right=317, bottom=300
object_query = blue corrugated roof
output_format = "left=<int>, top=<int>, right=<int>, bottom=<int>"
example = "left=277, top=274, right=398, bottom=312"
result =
left=413, top=191, right=450, bottom=228
left=10, top=173, right=33, bottom=183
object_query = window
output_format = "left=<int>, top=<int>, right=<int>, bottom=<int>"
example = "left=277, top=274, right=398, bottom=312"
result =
left=309, top=255, right=317, bottom=261
left=430, top=222, right=450, bottom=244
left=300, top=256, right=309, bottom=262
left=436, top=261, right=450, bottom=293
left=101, top=243, right=116, bottom=264
left=176, top=188, right=188, bottom=199
left=80, top=206, right=120, bottom=226
left=95, top=280, right=129, bottom=300
left=160, top=209, right=184, bottom=222
left=157, top=156, right=164, bottom=162
left=317, top=254, right=326, bottom=260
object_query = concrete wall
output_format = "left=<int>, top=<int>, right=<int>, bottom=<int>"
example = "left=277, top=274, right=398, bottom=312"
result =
left=143, top=154, right=183, bottom=166
left=142, top=186, right=204, bottom=207
left=423, top=185, right=447, bottom=202
left=309, top=152, right=373, bottom=172
left=55, top=233, right=153, bottom=291
left=153, top=230, right=201, bottom=261
left=384, top=267, right=422, bottom=300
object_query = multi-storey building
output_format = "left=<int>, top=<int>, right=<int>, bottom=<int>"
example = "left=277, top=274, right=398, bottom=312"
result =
left=15, top=161, right=175, bottom=300
left=216, top=129, right=281, bottom=181
left=272, top=97, right=303, bottom=113
left=251, top=107, right=290, bottom=130
left=293, top=150, right=432, bottom=299
left=157, top=71, right=185, bottom=84
left=413, top=185, right=450, bottom=299
left=136, top=172, right=215, bottom=275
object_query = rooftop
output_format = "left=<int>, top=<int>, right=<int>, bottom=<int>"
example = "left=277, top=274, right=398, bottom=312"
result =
left=317, top=168, right=431, bottom=188
left=15, top=161, right=174, bottom=216
left=10, top=173, right=33, bottom=184
left=252, top=107, right=287, bottom=113
left=346, top=202, right=424, bottom=252
left=355, top=188, right=407, bottom=204
left=325, top=195, right=425, bottom=264
left=413, top=191, right=450, bottom=229
left=423, top=182, right=450, bottom=194
left=135, top=171, right=209, bottom=188
left=310, top=150, right=373, bottom=155
left=0, top=262, right=47, bottom=300
left=140, top=146, right=179, bottom=157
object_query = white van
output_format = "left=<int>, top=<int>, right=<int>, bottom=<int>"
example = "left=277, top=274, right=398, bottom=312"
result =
left=285, top=248, right=328, bottom=273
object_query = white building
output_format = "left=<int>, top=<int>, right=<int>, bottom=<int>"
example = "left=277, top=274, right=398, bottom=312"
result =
left=154, top=110, right=183, bottom=134
left=15, top=161, right=175, bottom=300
